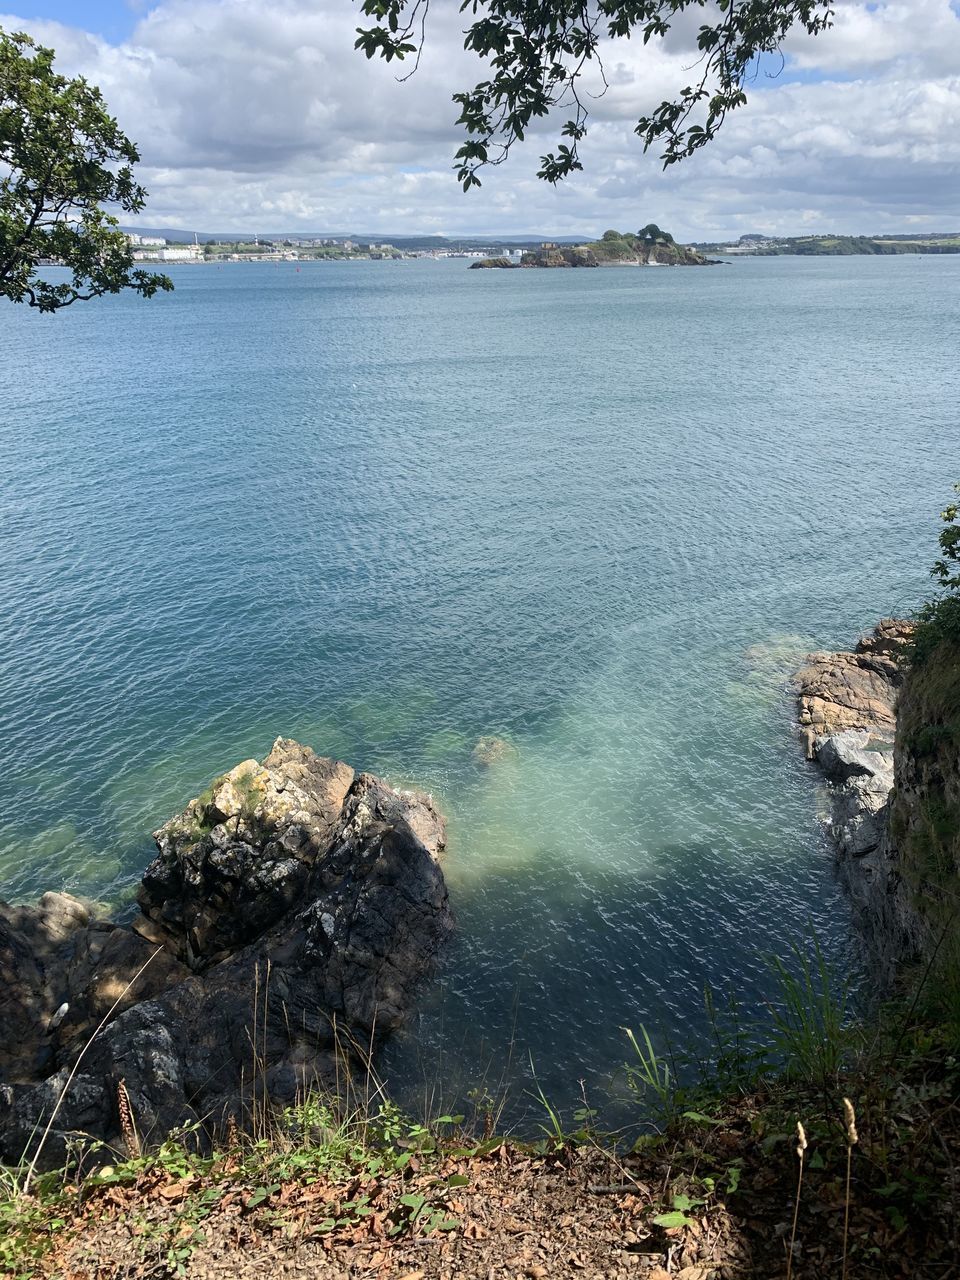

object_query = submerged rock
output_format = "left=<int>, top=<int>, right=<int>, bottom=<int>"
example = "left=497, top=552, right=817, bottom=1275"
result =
left=472, top=735, right=518, bottom=766
left=0, top=739, right=452, bottom=1166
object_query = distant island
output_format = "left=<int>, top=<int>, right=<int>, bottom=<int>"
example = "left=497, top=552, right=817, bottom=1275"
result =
left=694, top=231, right=960, bottom=256
left=470, top=225, right=714, bottom=269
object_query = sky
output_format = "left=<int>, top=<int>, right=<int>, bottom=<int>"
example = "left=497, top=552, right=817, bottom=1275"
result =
left=2, top=0, right=959, bottom=238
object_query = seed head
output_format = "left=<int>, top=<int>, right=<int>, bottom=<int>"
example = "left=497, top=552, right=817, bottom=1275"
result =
left=796, top=1121, right=808, bottom=1159
left=843, top=1098, right=858, bottom=1146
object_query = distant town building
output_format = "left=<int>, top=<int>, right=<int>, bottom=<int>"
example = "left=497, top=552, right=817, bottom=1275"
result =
left=132, top=245, right=202, bottom=262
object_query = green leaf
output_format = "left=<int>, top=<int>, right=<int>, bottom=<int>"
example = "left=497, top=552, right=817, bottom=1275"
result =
left=682, top=1110, right=720, bottom=1126
left=652, top=1210, right=694, bottom=1229
left=246, top=1183, right=280, bottom=1208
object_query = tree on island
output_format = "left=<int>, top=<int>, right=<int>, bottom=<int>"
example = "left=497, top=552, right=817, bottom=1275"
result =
left=639, top=223, right=674, bottom=244
left=355, top=0, right=833, bottom=188
left=0, top=29, right=172, bottom=313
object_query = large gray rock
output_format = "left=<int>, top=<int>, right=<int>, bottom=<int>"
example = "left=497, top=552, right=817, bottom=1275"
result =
left=816, top=729, right=894, bottom=786
left=0, top=740, right=452, bottom=1167
left=0, top=893, right=187, bottom=1081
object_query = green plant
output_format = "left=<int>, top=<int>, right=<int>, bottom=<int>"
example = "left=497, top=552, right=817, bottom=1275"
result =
left=767, top=935, right=852, bottom=1088
left=527, top=1058, right=567, bottom=1149
left=389, top=1190, right=459, bottom=1236
left=623, top=1024, right=675, bottom=1120
left=650, top=1180, right=711, bottom=1230
left=703, top=984, right=772, bottom=1093
left=912, top=484, right=960, bottom=660
left=0, top=1175, right=66, bottom=1279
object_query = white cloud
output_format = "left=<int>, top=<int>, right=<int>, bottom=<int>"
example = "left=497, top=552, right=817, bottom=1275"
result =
left=1, top=0, right=958, bottom=237
left=785, top=0, right=960, bottom=76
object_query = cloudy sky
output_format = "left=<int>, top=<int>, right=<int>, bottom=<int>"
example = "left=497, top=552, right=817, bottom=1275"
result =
left=2, top=0, right=959, bottom=238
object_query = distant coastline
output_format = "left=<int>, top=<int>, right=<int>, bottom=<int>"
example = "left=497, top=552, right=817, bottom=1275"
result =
left=120, top=227, right=960, bottom=267
left=693, top=232, right=960, bottom=256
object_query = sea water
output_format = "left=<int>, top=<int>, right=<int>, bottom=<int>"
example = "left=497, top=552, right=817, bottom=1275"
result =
left=1, top=254, right=957, bottom=1124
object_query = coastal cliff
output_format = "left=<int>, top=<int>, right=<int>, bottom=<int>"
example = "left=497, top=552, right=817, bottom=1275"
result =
left=795, top=620, right=960, bottom=986
left=887, top=636, right=960, bottom=969
left=0, top=739, right=452, bottom=1166
left=589, top=228, right=712, bottom=266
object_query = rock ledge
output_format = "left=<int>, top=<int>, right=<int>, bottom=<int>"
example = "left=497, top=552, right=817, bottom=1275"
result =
left=793, top=620, right=915, bottom=970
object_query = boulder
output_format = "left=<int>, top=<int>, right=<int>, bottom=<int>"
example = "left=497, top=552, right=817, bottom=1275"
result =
left=139, top=741, right=356, bottom=967
left=794, top=618, right=913, bottom=736
left=0, top=740, right=452, bottom=1167
left=815, top=729, right=894, bottom=785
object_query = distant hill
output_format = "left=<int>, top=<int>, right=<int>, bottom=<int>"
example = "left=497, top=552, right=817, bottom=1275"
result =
left=691, top=232, right=960, bottom=256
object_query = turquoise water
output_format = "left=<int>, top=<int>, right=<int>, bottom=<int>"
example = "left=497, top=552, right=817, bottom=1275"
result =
left=1, top=255, right=957, bottom=1123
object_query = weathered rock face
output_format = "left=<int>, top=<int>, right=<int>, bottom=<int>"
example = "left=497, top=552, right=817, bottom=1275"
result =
left=468, top=257, right=520, bottom=269
left=0, top=893, right=189, bottom=1081
left=794, top=620, right=918, bottom=977
left=520, top=247, right=598, bottom=268
left=641, top=242, right=711, bottom=266
left=0, top=740, right=452, bottom=1167
left=139, top=742, right=357, bottom=967
left=795, top=618, right=913, bottom=738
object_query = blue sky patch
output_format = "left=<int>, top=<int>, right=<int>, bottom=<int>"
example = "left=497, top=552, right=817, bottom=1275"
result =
left=3, top=2, right=145, bottom=42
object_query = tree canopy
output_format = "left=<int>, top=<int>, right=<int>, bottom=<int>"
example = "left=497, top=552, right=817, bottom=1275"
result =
left=355, top=0, right=833, bottom=189
left=0, top=29, right=172, bottom=313
left=639, top=223, right=673, bottom=243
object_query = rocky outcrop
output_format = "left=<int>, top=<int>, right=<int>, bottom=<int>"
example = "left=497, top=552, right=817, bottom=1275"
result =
left=0, top=739, right=451, bottom=1166
left=519, top=247, right=598, bottom=268
left=639, top=242, right=712, bottom=266
left=0, top=893, right=188, bottom=1082
left=138, top=742, right=357, bottom=967
left=589, top=235, right=714, bottom=266
left=469, top=257, right=519, bottom=269
left=795, top=618, right=911, bottom=739
left=794, top=620, right=917, bottom=975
